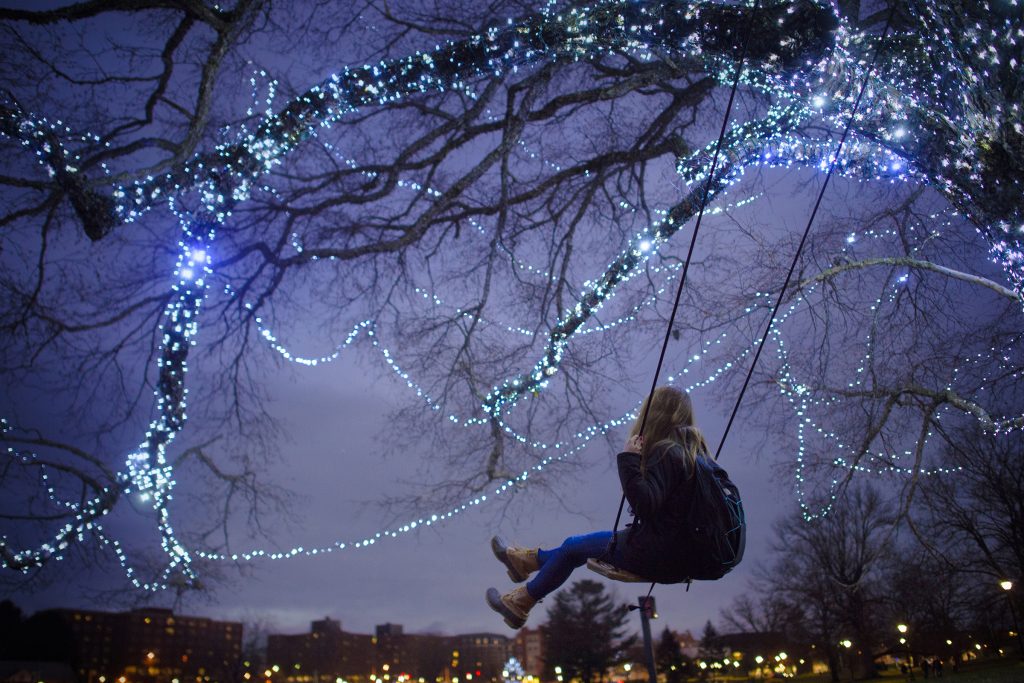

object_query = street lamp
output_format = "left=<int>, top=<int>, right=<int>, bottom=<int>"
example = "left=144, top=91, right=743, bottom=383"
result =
left=896, top=624, right=911, bottom=670
left=999, top=579, right=1024, bottom=660
left=838, top=641, right=853, bottom=681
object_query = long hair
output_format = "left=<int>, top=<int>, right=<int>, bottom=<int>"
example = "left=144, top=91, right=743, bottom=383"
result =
left=629, top=386, right=708, bottom=472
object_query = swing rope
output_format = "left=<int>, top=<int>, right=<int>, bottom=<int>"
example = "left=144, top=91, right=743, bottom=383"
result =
left=603, top=4, right=897, bottom=583
left=712, top=4, right=897, bottom=462
left=608, top=0, right=762, bottom=556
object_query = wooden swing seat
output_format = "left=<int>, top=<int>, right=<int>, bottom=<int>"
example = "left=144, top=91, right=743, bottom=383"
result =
left=586, top=558, right=649, bottom=583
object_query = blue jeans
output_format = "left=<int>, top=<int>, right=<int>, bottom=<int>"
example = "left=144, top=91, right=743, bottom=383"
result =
left=526, top=530, right=627, bottom=599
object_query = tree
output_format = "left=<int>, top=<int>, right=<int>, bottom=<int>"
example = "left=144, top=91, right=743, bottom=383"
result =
left=727, top=486, right=895, bottom=681
left=542, top=580, right=635, bottom=683
left=696, top=620, right=724, bottom=675
left=0, top=0, right=1021, bottom=594
left=916, top=419, right=1024, bottom=649
left=877, top=543, right=975, bottom=662
left=655, top=627, right=689, bottom=683
left=0, top=599, right=24, bottom=660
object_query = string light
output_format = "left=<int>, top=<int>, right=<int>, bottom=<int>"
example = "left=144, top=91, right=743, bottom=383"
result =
left=2, top=0, right=1022, bottom=586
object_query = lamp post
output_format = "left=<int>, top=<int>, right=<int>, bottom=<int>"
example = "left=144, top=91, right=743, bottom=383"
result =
left=897, top=624, right=913, bottom=679
left=631, top=596, right=657, bottom=683
left=839, top=640, right=853, bottom=681
left=999, top=580, right=1024, bottom=660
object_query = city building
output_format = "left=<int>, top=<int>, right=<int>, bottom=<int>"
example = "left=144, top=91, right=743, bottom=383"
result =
left=36, top=607, right=242, bottom=683
left=447, top=633, right=509, bottom=683
left=267, top=618, right=373, bottom=683
left=509, top=629, right=543, bottom=679
left=266, top=624, right=510, bottom=683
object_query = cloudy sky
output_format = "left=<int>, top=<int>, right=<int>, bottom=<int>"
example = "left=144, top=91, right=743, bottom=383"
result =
left=6, top=0, right=1016, bottom=648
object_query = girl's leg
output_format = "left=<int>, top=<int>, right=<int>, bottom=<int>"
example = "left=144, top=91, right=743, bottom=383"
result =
left=526, top=531, right=613, bottom=599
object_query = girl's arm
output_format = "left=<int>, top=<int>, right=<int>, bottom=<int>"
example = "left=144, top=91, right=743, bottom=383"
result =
left=616, top=445, right=674, bottom=519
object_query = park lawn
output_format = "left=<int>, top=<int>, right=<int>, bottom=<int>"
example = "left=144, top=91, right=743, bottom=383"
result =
left=778, top=658, right=1024, bottom=683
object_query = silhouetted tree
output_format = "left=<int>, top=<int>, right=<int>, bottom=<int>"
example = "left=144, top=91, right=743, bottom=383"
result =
left=724, top=486, right=895, bottom=681
left=655, top=627, right=689, bottom=683
left=542, top=580, right=635, bottom=683
left=917, top=419, right=1024, bottom=652
left=0, top=599, right=24, bottom=660
left=696, top=620, right=725, bottom=678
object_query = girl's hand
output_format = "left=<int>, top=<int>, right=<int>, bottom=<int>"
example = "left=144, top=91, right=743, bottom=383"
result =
left=624, top=435, right=644, bottom=454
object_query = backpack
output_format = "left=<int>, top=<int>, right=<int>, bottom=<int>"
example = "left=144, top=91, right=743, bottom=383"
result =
left=681, top=453, right=746, bottom=581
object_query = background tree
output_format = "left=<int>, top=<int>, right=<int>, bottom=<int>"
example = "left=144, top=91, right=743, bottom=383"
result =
left=542, top=580, right=635, bottom=683
left=916, top=419, right=1024, bottom=654
left=878, top=543, right=974, bottom=663
left=0, top=599, right=24, bottom=661
left=0, top=0, right=1021, bottom=595
left=724, top=486, right=895, bottom=681
left=655, top=627, right=689, bottom=683
left=696, top=620, right=724, bottom=675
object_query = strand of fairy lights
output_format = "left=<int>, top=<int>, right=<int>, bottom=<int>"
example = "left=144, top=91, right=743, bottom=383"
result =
left=3, top=0, right=1022, bottom=584
left=5, top=212, right=1017, bottom=579
left=775, top=218, right=1023, bottom=520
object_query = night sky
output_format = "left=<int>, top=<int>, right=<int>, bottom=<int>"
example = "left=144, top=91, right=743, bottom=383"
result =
left=0, top=0, right=793, bottom=640
left=3, top=0, right=1019, bottom=648
left=12, top=348, right=783, bottom=639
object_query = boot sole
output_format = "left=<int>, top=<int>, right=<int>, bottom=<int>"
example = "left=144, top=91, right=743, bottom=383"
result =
left=491, top=536, right=527, bottom=583
left=486, top=587, right=526, bottom=629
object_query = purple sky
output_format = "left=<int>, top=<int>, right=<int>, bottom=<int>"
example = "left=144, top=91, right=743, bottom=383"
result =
left=12, top=330, right=784, bottom=639
left=0, top=0, right=912, bottom=644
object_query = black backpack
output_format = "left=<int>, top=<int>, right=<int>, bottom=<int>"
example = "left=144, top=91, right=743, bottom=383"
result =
left=681, top=453, right=746, bottom=580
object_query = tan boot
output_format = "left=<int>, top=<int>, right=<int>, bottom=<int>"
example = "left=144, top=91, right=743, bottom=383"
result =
left=486, top=586, right=536, bottom=629
left=491, top=536, right=539, bottom=583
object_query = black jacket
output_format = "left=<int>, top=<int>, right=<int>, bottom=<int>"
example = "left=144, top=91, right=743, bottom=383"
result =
left=615, top=443, right=695, bottom=583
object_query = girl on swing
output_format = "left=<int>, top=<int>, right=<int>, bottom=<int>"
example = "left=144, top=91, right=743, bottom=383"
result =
left=486, top=386, right=706, bottom=629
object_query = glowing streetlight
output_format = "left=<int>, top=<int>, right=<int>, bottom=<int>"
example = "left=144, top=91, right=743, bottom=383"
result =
left=999, top=580, right=1024, bottom=660
left=840, top=640, right=852, bottom=649
left=897, top=624, right=908, bottom=634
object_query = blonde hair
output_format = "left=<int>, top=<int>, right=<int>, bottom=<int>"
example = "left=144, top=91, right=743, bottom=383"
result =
left=629, top=386, right=708, bottom=471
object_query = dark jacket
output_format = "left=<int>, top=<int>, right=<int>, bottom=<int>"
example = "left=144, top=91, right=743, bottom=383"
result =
left=615, top=442, right=695, bottom=583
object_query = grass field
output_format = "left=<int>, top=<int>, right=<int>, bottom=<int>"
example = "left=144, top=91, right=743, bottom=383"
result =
left=705, top=657, right=1024, bottom=683
left=788, top=658, right=1023, bottom=683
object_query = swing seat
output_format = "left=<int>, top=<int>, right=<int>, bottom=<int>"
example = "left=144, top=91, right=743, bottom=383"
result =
left=586, top=558, right=649, bottom=583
